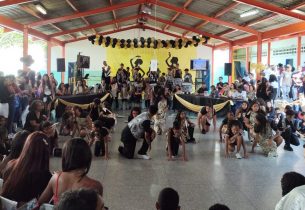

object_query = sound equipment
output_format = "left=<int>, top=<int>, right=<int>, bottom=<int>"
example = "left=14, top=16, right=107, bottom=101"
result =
left=224, top=63, right=232, bottom=76
left=57, top=58, right=65, bottom=72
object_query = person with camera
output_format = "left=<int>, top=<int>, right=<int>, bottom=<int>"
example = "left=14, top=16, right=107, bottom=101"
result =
left=277, top=109, right=300, bottom=151
left=118, top=105, right=158, bottom=160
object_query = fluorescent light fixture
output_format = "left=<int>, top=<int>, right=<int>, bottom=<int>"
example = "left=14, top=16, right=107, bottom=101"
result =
left=240, top=9, right=259, bottom=18
left=35, top=3, right=47, bottom=15
left=292, top=9, right=305, bottom=15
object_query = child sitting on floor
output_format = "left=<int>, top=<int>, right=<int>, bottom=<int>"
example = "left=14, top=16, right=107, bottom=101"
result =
left=166, top=121, right=187, bottom=161
left=225, top=120, right=247, bottom=159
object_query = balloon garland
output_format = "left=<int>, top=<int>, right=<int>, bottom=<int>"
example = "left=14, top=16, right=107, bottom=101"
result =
left=88, top=35, right=210, bottom=49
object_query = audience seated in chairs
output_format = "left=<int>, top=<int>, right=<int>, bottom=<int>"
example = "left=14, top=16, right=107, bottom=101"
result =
left=38, top=138, right=103, bottom=206
left=1, top=132, right=51, bottom=205
left=55, top=189, right=106, bottom=210
left=0, top=130, right=30, bottom=177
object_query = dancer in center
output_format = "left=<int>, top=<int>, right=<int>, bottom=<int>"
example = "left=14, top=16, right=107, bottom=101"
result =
left=118, top=105, right=158, bottom=160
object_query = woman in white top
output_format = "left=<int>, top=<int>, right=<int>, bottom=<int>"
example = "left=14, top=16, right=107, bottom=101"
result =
left=281, top=65, right=292, bottom=100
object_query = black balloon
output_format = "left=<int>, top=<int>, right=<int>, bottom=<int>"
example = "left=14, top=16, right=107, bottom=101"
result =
left=98, top=36, right=103, bottom=45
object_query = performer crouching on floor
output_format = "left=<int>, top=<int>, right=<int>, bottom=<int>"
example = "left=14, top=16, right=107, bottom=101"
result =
left=167, top=121, right=188, bottom=161
left=118, top=105, right=158, bottom=160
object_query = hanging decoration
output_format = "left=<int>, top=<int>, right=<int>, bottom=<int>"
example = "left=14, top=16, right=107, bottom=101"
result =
left=87, top=35, right=210, bottom=49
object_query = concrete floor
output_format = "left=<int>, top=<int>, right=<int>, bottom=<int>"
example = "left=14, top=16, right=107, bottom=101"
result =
left=50, top=111, right=305, bottom=210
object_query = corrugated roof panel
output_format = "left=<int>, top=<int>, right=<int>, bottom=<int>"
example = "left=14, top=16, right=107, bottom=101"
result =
left=201, top=22, right=230, bottom=35
left=34, top=25, right=59, bottom=35
left=120, top=19, right=137, bottom=27
left=54, top=19, right=88, bottom=31
left=0, top=6, right=39, bottom=24
left=175, top=14, right=203, bottom=28
left=166, top=26, right=186, bottom=35
left=260, top=0, right=300, bottom=8
left=154, top=6, right=177, bottom=20
left=147, top=19, right=166, bottom=29
left=115, top=5, right=139, bottom=19
left=220, top=4, right=269, bottom=25
left=187, top=0, right=231, bottom=16
left=251, top=15, right=300, bottom=32
left=159, top=0, right=185, bottom=7
left=85, top=12, right=114, bottom=25
left=69, top=0, right=110, bottom=11
left=95, top=25, right=115, bottom=33
left=223, top=30, right=247, bottom=39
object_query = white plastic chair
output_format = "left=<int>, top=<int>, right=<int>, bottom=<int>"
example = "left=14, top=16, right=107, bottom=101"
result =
left=39, top=204, right=54, bottom=210
left=0, top=196, right=17, bottom=210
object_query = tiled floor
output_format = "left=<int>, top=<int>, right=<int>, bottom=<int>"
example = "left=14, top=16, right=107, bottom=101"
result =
left=50, top=111, right=305, bottom=210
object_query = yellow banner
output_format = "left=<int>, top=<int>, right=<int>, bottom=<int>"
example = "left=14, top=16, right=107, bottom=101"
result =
left=55, top=93, right=110, bottom=109
left=174, top=94, right=231, bottom=113
left=106, top=47, right=197, bottom=79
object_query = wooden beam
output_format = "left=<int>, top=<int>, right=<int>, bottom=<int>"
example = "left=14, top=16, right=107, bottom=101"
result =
left=146, top=15, right=232, bottom=42
left=0, top=14, right=63, bottom=46
left=236, top=0, right=305, bottom=21
left=163, top=0, right=193, bottom=31
left=50, top=14, right=141, bottom=37
left=149, top=0, right=258, bottom=35
left=0, top=0, right=36, bottom=7
left=183, top=2, right=240, bottom=36
left=28, top=0, right=145, bottom=27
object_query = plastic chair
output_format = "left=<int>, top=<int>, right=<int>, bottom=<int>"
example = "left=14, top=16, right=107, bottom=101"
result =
left=0, top=196, right=18, bottom=210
